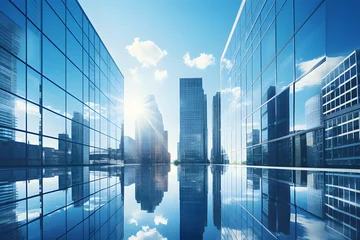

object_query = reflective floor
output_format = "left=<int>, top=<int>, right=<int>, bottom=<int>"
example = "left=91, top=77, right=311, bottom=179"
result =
left=0, top=164, right=359, bottom=239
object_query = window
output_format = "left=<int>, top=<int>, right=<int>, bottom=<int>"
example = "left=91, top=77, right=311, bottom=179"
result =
left=42, top=108, right=65, bottom=138
left=43, top=78, right=65, bottom=116
left=0, top=90, right=26, bottom=131
left=276, top=0, right=293, bottom=51
left=66, top=10, right=82, bottom=43
left=294, top=0, right=322, bottom=31
left=295, top=3, right=325, bottom=78
left=43, top=0, right=65, bottom=52
left=27, top=0, right=41, bottom=28
left=27, top=67, right=41, bottom=105
left=67, top=93, right=83, bottom=119
left=27, top=102, right=41, bottom=134
left=262, top=61, right=276, bottom=103
left=0, top=1, right=26, bottom=60
left=43, top=37, right=65, bottom=88
left=277, top=40, right=294, bottom=92
left=66, top=0, right=83, bottom=26
left=46, top=0, right=65, bottom=21
left=27, top=21, right=42, bottom=72
left=261, top=23, right=276, bottom=69
left=276, top=86, right=293, bottom=138
left=66, top=30, right=82, bottom=69
left=66, top=59, right=83, bottom=100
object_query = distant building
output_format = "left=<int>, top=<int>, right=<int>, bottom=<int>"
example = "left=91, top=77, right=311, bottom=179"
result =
left=123, top=136, right=137, bottom=164
left=135, top=95, right=170, bottom=163
left=179, top=78, right=207, bottom=162
left=211, top=92, right=221, bottom=163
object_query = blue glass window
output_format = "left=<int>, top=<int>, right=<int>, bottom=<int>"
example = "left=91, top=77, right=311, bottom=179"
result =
left=261, top=23, right=276, bottom=69
left=276, top=0, right=293, bottom=51
left=43, top=78, right=65, bottom=116
left=66, top=59, right=83, bottom=101
left=27, top=67, right=41, bottom=105
left=27, top=0, right=41, bottom=28
left=0, top=1, right=26, bottom=60
left=43, top=0, right=65, bottom=52
left=27, top=21, right=42, bottom=72
left=43, top=36, right=65, bottom=88
left=46, top=0, right=65, bottom=21
left=43, top=108, right=65, bottom=138
left=262, top=61, right=276, bottom=103
left=66, top=0, right=83, bottom=26
left=66, top=10, right=82, bottom=43
left=66, top=30, right=82, bottom=70
left=27, top=102, right=41, bottom=134
left=294, top=0, right=322, bottom=31
left=277, top=40, right=294, bottom=92
left=0, top=90, right=26, bottom=131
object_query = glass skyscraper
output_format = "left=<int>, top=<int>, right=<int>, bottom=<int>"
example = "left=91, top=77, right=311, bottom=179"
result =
left=179, top=78, right=208, bottom=162
left=220, top=0, right=360, bottom=239
left=0, top=0, right=124, bottom=166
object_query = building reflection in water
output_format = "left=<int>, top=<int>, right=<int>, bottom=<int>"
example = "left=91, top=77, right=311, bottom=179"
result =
left=0, top=166, right=124, bottom=239
left=179, top=164, right=208, bottom=239
left=135, top=163, right=170, bottom=213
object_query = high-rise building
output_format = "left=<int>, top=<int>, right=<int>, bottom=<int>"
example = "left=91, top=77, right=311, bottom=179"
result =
left=0, top=0, right=124, bottom=166
left=179, top=78, right=207, bottom=162
left=220, top=0, right=360, bottom=239
left=211, top=92, right=221, bottom=163
left=135, top=95, right=170, bottom=163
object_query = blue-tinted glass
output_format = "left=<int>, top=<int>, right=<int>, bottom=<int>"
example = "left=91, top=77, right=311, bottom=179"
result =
left=83, top=15, right=89, bottom=36
left=294, top=0, right=322, bottom=31
left=0, top=1, right=26, bottom=60
left=27, top=102, right=41, bottom=134
left=27, top=67, right=41, bottom=105
left=27, top=133, right=41, bottom=165
left=46, top=0, right=65, bottom=21
left=27, top=0, right=41, bottom=28
left=277, top=40, right=294, bottom=92
left=276, top=0, right=293, bottom=51
left=43, top=36, right=65, bottom=88
left=0, top=129, right=25, bottom=165
left=27, top=20, right=41, bottom=72
left=66, top=10, right=82, bottom=43
left=83, top=77, right=89, bottom=104
left=294, top=68, right=323, bottom=132
left=66, top=0, right=83, bottom=26
left=66, top=59, right=83, bottom=100
left=0, top=48, right=26, bottom=98
left=295, top=3, right=325, bottom=78
left=10, top=0, right=26, bottom=13
left=43, top=108, right=65, bottom=138
left=28, top=196, right=42, bottom=221
left=326, top=0, right=360, bottom=58
left=43, top=0, right=65, bottom=52
left=262, top=61, right=276, bottom=103
left=0, top=89, right=26, bottom=131
left=253, top=78, right=261, bottom=111
left=83, top=50, right=89, bottom=77
left=261, top=97, right=276, bottom=142
left=43, top=77, right=65, bottom=115
left=66, top=30, right=82, bottom=70
left=67, top=93, right=83, bottom=119
left=261, top=23, right=275, bottom=69
left=276, top=86, right=293, bottom=138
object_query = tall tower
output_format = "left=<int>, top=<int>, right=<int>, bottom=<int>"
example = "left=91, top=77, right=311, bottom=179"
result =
left=211, top=92, right=221, bottom=163
left=179, top=78, right=207, bottom=162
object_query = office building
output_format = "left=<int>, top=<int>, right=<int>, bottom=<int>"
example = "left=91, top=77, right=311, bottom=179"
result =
left=220, top=0, right=360, bottom=239
left=135, top=95, right=170, bottom=163
left=0, top=0, right=124, bottom=166
left=211, top=92, right=221, bottom=163
left=179, top=78, right=208, bottom=162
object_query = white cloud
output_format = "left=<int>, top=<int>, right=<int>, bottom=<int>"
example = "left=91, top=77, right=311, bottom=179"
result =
left=183, top=52, right=215, bottom=69
left=128, top=226, right=167, bottom=240
left=154, top=215, right=168, bottom=225
left=128, top=67, right=142, bottom=82
left=129, top=218, right=138, bottom=226
left=154, top=70, right=168, bottom=81
left=221, top=58, right=233, bottom=70
left=126, top=38, right=168, bottom=67
left=295, top=56, right=344, bottom=92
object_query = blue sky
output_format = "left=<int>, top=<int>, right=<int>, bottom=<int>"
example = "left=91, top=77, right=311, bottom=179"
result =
left=78, top=0, right=241, bottom=159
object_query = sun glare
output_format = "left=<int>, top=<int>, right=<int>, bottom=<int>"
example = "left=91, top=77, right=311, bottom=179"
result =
left=125, top=98, right=144, bottom=120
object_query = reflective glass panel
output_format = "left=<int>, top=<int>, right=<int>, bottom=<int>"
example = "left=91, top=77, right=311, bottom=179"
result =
left=27, top=20, right=41, bottom=72
left=43, top=36, right=65, bottom=89
left=43, top=0, right=65, bottom=52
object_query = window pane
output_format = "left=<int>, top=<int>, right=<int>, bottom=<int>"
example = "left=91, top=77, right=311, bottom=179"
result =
left=27, top=20, right=42, bottom=72
left=27, top=133, right=41, bottom=165
left=46, top=0, right=65, bottom=21
left=43, top=37, right=65, bottom=88
left=66, top=59, right=83, bottom=100
left=294, top=0, right=322, bottom=31
left=43, top=108, right=65, bottom=138
left=43, top=78, right=65, bottom=115
left=0, top=90, right=26, bottom=131
left=262, top=61, right=276, bottom=103
left=261, top=97, right=276, bottom=142
left=66, top=0, right=83, bottom=26
left=0, top=0, right=26, bottom=60
left=294, top=70, right=323, bottom=132
left=276, top=0, right=293, bottom=51
left=67, top=94, right=83, bottom=119
left=276, top=86, right=293, bottom=138
left=277, top=40, right=294, bottom=92
left=27, top=102, right=41, bottom=134
left=0, top=48, right=26, bottom=99
left=66, top=10, right=82, bottom=43
left=261, top=23, right=275, bottom=69
left=66, top=29, right=83, bottom=69
left=27, top=67, right=41, bottom=105
left=0, top=129, right=26, bottom=166
left=43, top=0, right=65, bottom=52
left=295, top=3, right=325, bottom=78
left=27, top=0, right=41, bottom=28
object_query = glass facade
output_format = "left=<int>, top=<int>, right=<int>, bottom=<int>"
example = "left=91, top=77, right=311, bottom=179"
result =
left=0, top=0, right=124, bottom=166
left=220, top=0, right=360, bottom=239
left=179, top=78, right=208, bottom=162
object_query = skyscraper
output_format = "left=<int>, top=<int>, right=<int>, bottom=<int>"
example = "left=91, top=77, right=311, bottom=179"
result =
left=0, top=0, right=124, bottom=166
left=179, top=78, right=207, bottom=162
left=135, top=95, right=170, bottom=163
left=211, top=92, right=221, bottom=163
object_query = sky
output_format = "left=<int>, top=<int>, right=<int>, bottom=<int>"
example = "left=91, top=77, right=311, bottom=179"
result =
left=78, top=0, right=241, bottom=159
